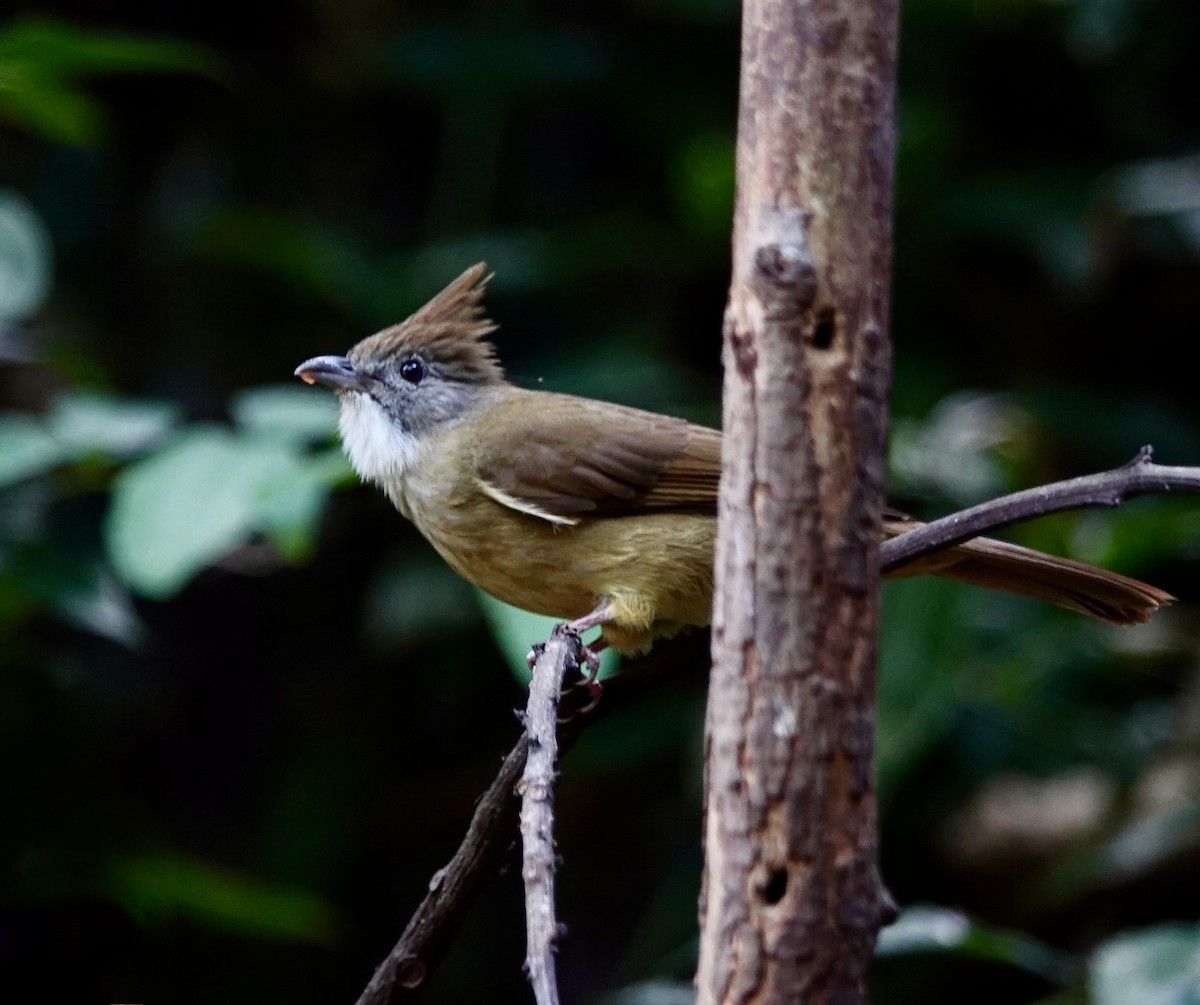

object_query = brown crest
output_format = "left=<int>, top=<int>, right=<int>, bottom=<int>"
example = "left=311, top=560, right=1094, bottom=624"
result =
left=348, top=263, right=504, bottom=384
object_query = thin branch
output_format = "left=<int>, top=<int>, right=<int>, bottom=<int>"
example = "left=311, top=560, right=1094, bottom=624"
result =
left=518, top=627, right=582, bottom=1005
left=882, top=447, right=1200, bottom=573
left=353, top=631, right=709, bottom=1005
left=353, top=741, right=528, bottom=1003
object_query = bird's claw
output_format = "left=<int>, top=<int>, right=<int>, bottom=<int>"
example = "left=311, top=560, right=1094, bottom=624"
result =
left=574, top=677, right=603, bottom=715
left=526, top=641, right=545, bottom=670
left=580, top=644, right=601, bottom=681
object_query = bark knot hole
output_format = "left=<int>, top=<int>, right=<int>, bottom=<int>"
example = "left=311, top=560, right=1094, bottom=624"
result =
left=395, top=955, right=427, bottom=988
left=755, top=243, right=805, bottom=284
left=752, top=243, right=818, bottom=311
left=762, top=867, right=788, bottom=905
left=811, top=307, right=837, bottom=350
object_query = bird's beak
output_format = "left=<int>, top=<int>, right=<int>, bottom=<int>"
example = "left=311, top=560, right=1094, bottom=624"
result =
left=294, top=355, right=366, bottom=392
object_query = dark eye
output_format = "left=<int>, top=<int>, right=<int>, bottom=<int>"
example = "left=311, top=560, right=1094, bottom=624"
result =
left=399, top=357, right=425, bottom=384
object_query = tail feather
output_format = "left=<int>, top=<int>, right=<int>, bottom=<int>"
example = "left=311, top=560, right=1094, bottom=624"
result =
left=908, top=536, right=1173, bottom=625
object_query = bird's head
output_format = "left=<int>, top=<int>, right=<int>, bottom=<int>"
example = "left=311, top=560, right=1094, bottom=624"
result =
left=295, top=263, right=504, bottom=485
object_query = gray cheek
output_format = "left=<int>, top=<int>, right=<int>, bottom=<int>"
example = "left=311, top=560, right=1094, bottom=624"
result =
left=377, top=381, right=472, bottom=435
left=421, top=382, right=474, bottom=427
left=369, top=387, right=414, bottom=434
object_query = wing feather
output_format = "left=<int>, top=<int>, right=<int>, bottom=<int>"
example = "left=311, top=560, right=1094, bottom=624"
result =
left=472, top=389, right=720, bottom=521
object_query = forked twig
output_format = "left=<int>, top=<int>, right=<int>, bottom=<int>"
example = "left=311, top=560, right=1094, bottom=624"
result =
left=353, top=632, right=708, bottom=1005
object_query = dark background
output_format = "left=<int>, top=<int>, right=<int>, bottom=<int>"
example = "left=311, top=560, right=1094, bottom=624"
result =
left=2, top=1, right=1199, bottom=1002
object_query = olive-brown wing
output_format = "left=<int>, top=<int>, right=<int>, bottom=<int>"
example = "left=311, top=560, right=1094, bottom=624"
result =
left=472, top=390, right=721, bottom=519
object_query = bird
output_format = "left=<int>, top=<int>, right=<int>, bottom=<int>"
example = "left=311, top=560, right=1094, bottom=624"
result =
left=295, top=263, right=1173, bottom=656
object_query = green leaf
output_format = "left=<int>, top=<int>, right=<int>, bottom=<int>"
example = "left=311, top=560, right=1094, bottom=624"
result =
left=877, top=904, right=1078, bottom=984
left=1090, top=923, right=1200, bottom=1005
left=0, top=17, right=222, bottom=146
left=0, top=77, right=105, bottom=146
left=54, top=567, right=144, bottom=647
left=231, top=385, right=340, bottom=445
left=1087, top=802, right=1200, bottom=885
left=0, top=533, right=144, bottom=646
left=47, top=392, right=178, bottom=457
left=0, top=414, right=67, bottom=486
left=0, top=18, right=220, bottom=77
left=105, top=427, right=308, bottom=598
left=110, top=851, right=337, bottom=943
left=0, top=189, right=53, bottom=322
left=888, top=392, right=1025, bottom=505
left=255, top=449, right=348, bottom=561
left=0, top=395, right=178, bottom=489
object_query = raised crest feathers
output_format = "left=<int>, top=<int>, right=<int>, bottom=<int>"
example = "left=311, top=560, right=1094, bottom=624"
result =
left=348, top=263, right=504, bottom=384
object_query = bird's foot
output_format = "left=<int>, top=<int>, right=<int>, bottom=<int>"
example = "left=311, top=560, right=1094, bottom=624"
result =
left=579, top=640, right=603, bottom=680
left=567, top=636, right=607, bottom=713
left=525, top=624, right=605, bottom=677
left=529, top=605, right=616, bottom=716
left=572, top=677, right=604, bottom=716
left=564, top=604, right=614, bottom=680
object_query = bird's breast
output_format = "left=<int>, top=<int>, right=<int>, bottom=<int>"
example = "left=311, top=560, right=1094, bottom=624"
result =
left=400, top=476, right=715, bottom=630
left=338, top=392, right=424, bottom=491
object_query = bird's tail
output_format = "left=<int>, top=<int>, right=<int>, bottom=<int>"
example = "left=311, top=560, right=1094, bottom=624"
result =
left=894, top=534, right=1173, bottom=625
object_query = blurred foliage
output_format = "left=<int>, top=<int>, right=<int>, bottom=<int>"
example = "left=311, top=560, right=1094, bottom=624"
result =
left=1, top=0, right=1199, bottom=1003
left=876, top=904, right=1079, bottom=983
left=1088, top=922, right=1200, bottom=1005
left=0, top=189, right=52, bottom=322
left=0, top=17, right=220, bottom=146
left=105, top=394, right=346, bottom=596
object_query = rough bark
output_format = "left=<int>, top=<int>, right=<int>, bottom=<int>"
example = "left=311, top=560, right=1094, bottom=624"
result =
left=698, top=0, right=900, bottom=1002
left=518, top=628, right=583, bottom=1005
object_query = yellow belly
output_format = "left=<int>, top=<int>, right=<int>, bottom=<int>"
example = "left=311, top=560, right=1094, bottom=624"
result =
left=404, top=483, right=715, bottom=653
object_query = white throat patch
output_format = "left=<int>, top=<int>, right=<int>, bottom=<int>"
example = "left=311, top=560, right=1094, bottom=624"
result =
left=337, top=392, right=423, bottom=486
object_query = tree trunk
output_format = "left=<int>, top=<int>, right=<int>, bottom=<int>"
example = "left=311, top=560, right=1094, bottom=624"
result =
left=697, top=0, right=900, bottom=1001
